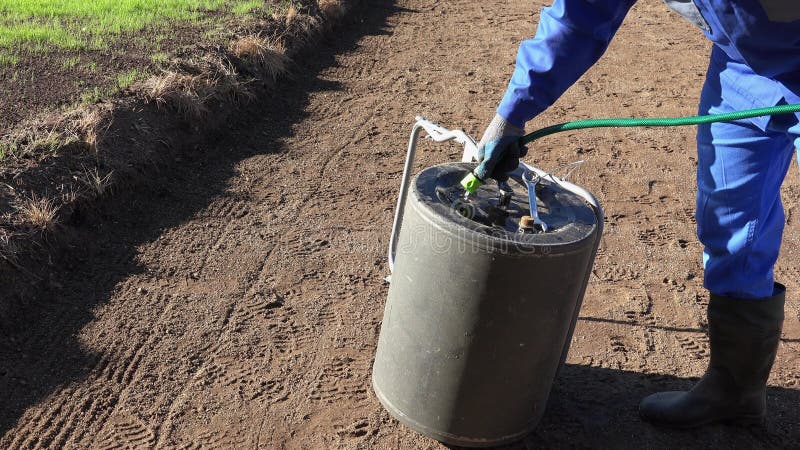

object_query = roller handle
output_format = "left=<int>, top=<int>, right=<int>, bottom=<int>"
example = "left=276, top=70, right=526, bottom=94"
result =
left=388, top=117, right=479, bottom=274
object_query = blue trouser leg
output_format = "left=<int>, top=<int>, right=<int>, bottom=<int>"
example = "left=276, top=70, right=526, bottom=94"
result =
left=696, top=51, right=798, bottom=300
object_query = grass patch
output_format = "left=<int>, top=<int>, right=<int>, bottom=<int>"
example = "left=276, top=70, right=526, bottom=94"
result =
left=62, top=56, right=80, bottom=69
left=0, top=24, right=85, bottom=51
left=151, top=52, right=170, bottom=66
left=233, top=0, right=268, bottom=15
left=0, top=53, right=18, bottom=66
left=116, top=69, right=142, bottom=90
left=81, top=86, right=105, bottom=104
left=0, top=143, right=14, bottom=160
left=0, top=0, right=278, bottom=53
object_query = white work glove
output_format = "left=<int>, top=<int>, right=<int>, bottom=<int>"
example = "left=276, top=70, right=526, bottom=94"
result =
left=474, top=114, right=527, bottom=182
left=478, top=114, right=525, bottom=148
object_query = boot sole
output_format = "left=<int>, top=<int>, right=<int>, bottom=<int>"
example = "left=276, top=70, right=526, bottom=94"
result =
left=722, top=414, right=766, bottom=427
left=639, top=412, right=766, bottom=429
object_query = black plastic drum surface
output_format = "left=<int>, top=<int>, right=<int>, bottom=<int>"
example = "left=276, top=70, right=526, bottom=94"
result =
left=372, top=162, right=601, bottom=447
left=414, top=162, right=597, bottom=250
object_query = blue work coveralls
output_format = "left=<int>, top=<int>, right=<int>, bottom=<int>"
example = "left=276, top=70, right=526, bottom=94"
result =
left=497, top=0, right=800, bottom=299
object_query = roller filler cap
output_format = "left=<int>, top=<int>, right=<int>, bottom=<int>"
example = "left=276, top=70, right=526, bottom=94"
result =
left=519, top=215, right=536, bottom=229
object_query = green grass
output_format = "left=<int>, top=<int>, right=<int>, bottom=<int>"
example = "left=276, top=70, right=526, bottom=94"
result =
left=151, top=52, right=170, bottom=66
left=0, top=0, right=272, bottom=53
left=116, top=69, right=141, bottom=89
left=232, top=0, right=267, bottom=15
left=0, top=53, right=19, bottom=66
left=80, top=86, right=104, bottom=104
left=61, top=55, right=80, bottom=69
left=72, top=69, right=144, bottom=104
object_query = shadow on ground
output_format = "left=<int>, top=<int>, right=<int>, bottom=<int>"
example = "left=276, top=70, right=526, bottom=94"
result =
left=448, top=364, right=800, bottom=449
left=0, top=0, right=400, bottom=437
left=535, top=364, right=799, bottom=448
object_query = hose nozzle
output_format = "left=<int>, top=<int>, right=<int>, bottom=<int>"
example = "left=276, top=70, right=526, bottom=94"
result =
left=460, top=172, right=482, bottom=194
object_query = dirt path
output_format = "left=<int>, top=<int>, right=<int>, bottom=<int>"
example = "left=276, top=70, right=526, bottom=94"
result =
left=2, top=0, right=799, bottom=448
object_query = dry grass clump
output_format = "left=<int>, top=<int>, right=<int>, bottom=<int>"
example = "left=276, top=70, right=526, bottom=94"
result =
left=68, top=104, right=111, bottom=153
left=74, top=110, right=101, bottom=153
left=318, top=0, right=346, bottom=19
left=230, top=36, right=289, bottom=82
left=0, top=228, right=15, bottom=253
left=140, top=49, right=266, bottom=118
left=16, top=194, right=60, bottom=231
left=79, top=166, right=114, bottom=197
left=0, top=227, right=22, bottom=269
left=1, top=124, right=62, bottom=161
left=277, top=5, right=321, bottom=44
left=230, top=35, right=265, bottom=59
left=0, top=102, right=110, bottom=163
left=26, top=130, right=63, bottom=156
left=208, top=57, right=255, bottom=104
left=285, top=4, right=299, bottom=24
left=142, top=71, right=209, bottom=118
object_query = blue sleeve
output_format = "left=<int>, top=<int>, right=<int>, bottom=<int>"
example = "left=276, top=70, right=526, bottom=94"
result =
left=497, top=0, right=638, bottom=128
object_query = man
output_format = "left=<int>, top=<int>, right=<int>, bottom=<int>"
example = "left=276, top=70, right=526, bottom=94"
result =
left=475, top=0, right=799, bottom=428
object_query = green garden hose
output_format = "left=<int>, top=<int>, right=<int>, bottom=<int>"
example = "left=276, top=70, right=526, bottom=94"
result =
left=520, top=103, right=800, bottom=145
left=461, top=103, right=800, bottom=193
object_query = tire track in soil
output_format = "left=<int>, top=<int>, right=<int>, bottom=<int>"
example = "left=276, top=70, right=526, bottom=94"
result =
left=91, top=414, right=156, bottom=450
left=2, top=0, right=799, bottom=448
left=150, top=220, right=283, bottom=448
left=9, top=291, right=173, bottom=450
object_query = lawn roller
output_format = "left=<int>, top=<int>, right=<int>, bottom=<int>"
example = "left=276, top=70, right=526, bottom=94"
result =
left=372, top=103, right=800, bottom=447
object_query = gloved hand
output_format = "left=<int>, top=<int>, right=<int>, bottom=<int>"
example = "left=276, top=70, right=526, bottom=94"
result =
left=474, top=114, right=527, bottom=182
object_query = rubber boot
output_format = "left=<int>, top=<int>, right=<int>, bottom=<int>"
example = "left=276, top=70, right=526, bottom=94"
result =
left=639, top=283, right=785, bottom=428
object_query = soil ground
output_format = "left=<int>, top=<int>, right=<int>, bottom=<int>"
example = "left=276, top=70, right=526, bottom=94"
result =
left=1, top=0, right=799, bottom=448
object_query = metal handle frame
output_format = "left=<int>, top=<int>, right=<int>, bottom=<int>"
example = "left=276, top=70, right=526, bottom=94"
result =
left=387, top=116, right=480, bottom=273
